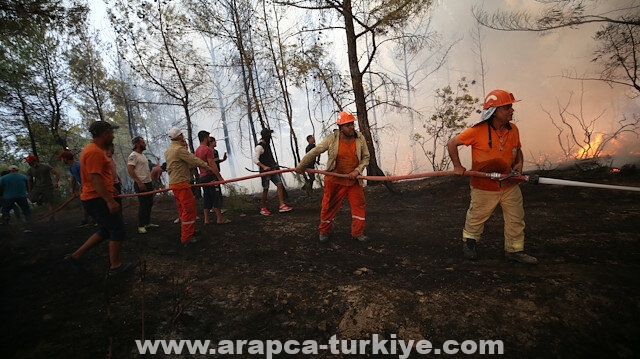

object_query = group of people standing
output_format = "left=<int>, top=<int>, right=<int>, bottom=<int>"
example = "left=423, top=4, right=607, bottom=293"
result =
left=2, top=88, right=538, bottom=279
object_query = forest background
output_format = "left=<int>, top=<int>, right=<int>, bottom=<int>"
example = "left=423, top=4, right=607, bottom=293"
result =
left=1, top=0, right=639, bottom=196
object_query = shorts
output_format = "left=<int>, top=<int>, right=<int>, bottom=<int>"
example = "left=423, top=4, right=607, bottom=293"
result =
left=261, top=173, right=283, bottom=190
left=82, top=197, right=126, bottom=242
left=29, top=186, right=54, bottom=204
left=199, top=174, right=223, bottom=209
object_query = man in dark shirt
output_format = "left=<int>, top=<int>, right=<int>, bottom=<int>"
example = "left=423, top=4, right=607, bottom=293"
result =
left=253, top=128, right=292, bottom=215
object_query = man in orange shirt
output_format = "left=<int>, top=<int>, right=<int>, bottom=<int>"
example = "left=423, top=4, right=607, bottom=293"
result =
left=64, top=121, right=136, bottom=277
left=447, top=89, right=537, bottom=264
left=296, top=111, right=370, bottom=242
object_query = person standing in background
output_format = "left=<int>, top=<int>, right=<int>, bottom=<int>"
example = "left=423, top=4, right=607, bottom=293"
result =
left=165, top=126, right=215, bottom=244
left=25, top=155, right=60, bottom=222
left=127, top=136, right=159, bottom=234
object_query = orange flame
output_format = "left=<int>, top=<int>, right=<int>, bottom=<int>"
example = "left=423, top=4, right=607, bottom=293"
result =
left=574, top=134, right=602, bottom=159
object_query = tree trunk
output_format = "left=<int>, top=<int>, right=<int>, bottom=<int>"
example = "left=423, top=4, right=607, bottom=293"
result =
left=342, top=0, right=383, bottom=180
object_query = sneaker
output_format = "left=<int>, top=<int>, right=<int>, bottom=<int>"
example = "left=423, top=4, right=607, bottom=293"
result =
left=260, top=208, right=271, bottom=216
left=107, top=261, right=137, bottom=277
left=173, top=217, right=180, bottom=224
left=353, top=235, right=368, bottom=242
left=319, top=233, right=329, bottom=242
left=278, top=204, right=293, bottom=213
left=23, top=228, right=33, bottom=234
left=63, top=254, right=86, bottom=271
left=462, top=239, right=478, bottom=260
left=138, top=226, right=148, bottom=234
left=145, top=223, right=160, bottom=228
left=505, top=251, right=538, bottom=265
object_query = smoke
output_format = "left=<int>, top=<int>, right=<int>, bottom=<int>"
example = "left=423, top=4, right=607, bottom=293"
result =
left=386, top=0, right=640, bottom=172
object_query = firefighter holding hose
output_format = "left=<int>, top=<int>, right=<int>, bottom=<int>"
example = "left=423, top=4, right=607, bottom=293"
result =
left=447, top=89, right=538, bottom=264
left=296, top=111, right=370, bottom=243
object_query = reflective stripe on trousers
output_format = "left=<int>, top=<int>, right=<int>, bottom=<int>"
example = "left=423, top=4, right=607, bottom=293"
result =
left=171, top=184, right=197, bottom=243
left=319, top=181, right=366, bottom=237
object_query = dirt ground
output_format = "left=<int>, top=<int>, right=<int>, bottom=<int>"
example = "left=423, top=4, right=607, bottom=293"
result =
left=1, top=164, right=640, bottom=358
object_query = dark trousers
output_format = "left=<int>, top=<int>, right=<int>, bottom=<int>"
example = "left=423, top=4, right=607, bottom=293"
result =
left=2, top=197, right=30, bottom=222
left=134, top=182, right=154, bottom=227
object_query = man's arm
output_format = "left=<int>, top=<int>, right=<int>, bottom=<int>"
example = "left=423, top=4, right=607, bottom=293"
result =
left=512, top=148, right=524, bottom=173
left=89, top=173, right=120, bottom=213
left=179, top=147, right=213, bottom=173
left=296, top=138, right=329, bottom=172
left=127, top=164, right=145, bottom=190
left=70, top=175, right=78, bottom=195
left=207, top=157, right=224, bottom=181
left=253, top=145, right=271, bottom=171
left=352, top=139, right=370, bottom=177
left=50, top=168, right=60, bottom=188
left=27, top=171, right=34, bottom=192
left=447, top=136, right=467, bottom=176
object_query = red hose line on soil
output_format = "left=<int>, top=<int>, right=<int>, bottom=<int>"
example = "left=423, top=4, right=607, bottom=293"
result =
left=116, top=168, right=296, bottom=197
left=304, top=168, right=496, bottom=181
left=33, top=193, right=79, bottom=222
left=35, top=168, right=495, bottom=221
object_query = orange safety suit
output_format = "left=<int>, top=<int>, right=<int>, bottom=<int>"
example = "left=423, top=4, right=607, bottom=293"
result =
left=164, top=139, right=212, bottom=243
left=297, top=129, right=370, bottom=238
left=456, top=121, right=526, bottom=252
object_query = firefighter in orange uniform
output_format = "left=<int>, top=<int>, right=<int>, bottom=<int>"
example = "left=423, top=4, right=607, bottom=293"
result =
left=447, top=89, right=538, bottom=264
left=296, top=111, right=370, bottom=242
left=165, top=127, right=214, bottom=244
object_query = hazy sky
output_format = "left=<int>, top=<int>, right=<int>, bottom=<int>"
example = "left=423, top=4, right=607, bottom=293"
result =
left=87, top=0, right=639, bottom=191
left=422, top=0, right=640, bottom=168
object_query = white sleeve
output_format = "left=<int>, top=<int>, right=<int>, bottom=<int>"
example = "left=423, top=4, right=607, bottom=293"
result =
left=253, top=145, right=264, bottom=165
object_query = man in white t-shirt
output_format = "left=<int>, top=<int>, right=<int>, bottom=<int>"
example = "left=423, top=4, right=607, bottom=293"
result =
left=127, top=136, right=159, bottom=234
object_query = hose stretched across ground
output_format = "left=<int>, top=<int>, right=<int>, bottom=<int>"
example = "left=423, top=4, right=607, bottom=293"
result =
left=32, top=167, right=640, bottom=221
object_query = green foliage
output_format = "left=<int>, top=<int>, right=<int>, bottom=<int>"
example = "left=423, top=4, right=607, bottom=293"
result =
left=0, top=0, right=88, bottom=36
left=414, top=77, right=480, bottom=171
left=222, top=184, right=256, bottom=211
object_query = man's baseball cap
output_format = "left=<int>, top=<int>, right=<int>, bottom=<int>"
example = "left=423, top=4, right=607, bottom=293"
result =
left=25, top=155, right=37, bottom=163
left=168, top=127, right=186, bottom=140
left=56, top=151, right=74, bottom=160
left=8, top=165, right=19, bottom=171
left=89, top=121, right=119, bottom=137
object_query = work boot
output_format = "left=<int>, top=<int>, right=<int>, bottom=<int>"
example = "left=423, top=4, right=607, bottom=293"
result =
left=505, top=251, right=538, bottom=265
left=462, top=239, right=478, bottom=260
left=353, top=235, right=368, bottom=242
left=319, top=233, right=329, bottom=242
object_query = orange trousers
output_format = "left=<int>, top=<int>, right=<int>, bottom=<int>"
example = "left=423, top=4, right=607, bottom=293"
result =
left=319, top=181, right=366, bottom=237
left=171, top=183, right=197, bottom=243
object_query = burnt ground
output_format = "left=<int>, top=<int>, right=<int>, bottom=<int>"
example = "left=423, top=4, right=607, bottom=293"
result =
left=1, top=165, right=640, bottom=358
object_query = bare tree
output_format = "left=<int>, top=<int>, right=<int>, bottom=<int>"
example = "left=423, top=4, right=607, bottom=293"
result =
left=68, top=25, right=117, bottom=125
left=542, top=82, right=640, bottom=160
left=387, top=15, right=458, bottom=173
left=187, top=0, right=265, bottom=147
left=472, top=0, right=640, bottom=94
left=276, top=0, right=432, bottom=180
left=109, top=0, right=210, bottom=152
left=469, top=21, right=487, bottom=96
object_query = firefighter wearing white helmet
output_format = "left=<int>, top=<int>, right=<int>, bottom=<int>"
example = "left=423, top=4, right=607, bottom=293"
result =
left=447, top=89, right=538, bottom=264
left=296, top=111, right=370, bottom=242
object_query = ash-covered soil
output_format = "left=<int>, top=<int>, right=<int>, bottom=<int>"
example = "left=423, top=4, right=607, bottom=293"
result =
left=1, top=165, right=639, bottom=358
